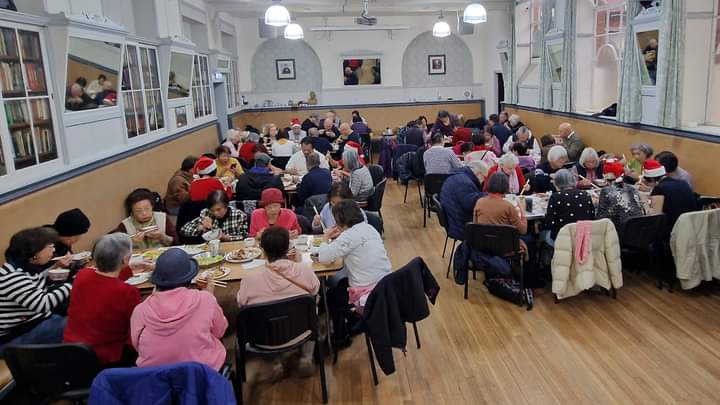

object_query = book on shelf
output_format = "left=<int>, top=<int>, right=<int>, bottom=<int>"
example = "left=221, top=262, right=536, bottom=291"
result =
left=11, top=129, right=33, bottom=157
left=0, top=29, right=17, bottom=58
left=34, top=127, right=54, bottom=155
left=20, top=34, right=41, bottom=60
left=25, top=63, right=45, bottom=92
left=5, top=101, right=27, bottom=126
left=31, top=99, right=49, bottom=121
left=0, top=62, right=24, bottom=93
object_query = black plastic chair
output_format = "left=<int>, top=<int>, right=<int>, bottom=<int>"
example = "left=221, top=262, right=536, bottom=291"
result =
left=366, top=211, right=384, bottom=235
left=365, top=178, right=387, bottom=218
left=464, top=223, right=531, bottom=309
left=271, top=156, right=291, bottom=170
left=422, top=174, right=449, bottom=227
left=176, top=200, right=206, bottom=244
left=297, top=214, right=314, bottom=235
left=235, top=295, right=327, bottom=404
left=433, top=195, right=457, bottom=279
left=619, top=214, right=668, bottom=289
left=698, top=196, right=720, bottom=211
left=302, top=194, right=328, bottom=222
left=367, top=164, right=385, bottom=186
left=4, top=343, right=101, bottom=405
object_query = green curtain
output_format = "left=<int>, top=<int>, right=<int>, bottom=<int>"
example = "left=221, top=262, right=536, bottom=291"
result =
left=559, top=0, right=576, bottom=112
left=657, top=0, right=686, bottom=128
left=539, top=1, right=553, bottom=109
left=616, top=0, right=642, bottom=123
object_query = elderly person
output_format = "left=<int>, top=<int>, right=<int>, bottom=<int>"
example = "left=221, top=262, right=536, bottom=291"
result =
left=321, top=117, right=340, bottom=140
left=542, top=169, right=595, bottom=243
left=627, top=143, right=654, bottom=181
left=340, top=148, right=374, bottom=203
left=301, top=112, right=319, bottom=132
left=503, top=126, right=541, bottom=163
left=181, top=190, right=249, bottom=242
left=114, top=189, right=176, bottom=249
left=439, top=160, right=489, bottom=241
left=505, top=114, right=524, bottom=134
left=288, top=118, right=307, bottom=142
left=557, top=123, right=584, bottom=162
left=575, top=147, right=604, bottom=188
left=131, top=248, right=227, bottom=369
left=222, top=129, right=242, bottom=158
left=479, top=124, right=502, bottom=156
left=286, top=137, right=330, bottom=176
left=235, top=153, right=284, bottom=201
left=249, top=188, right=301, bottom=238
left=239, top=132, right=260, bottom=165
left=65, top=82, right=96, bottom=111
left=43, top=208, right=91, bottom=271
left=0, top=227, right=71, bottom=351
left=64, top=233, right=141, bottom=366
left=511, top=142, right=536, bottom=173
left=484, top=153, right=527, bottom=195
left=263, top=123, right=279, bottom=140
left=431, top=110, right=459, bottom=136
left=596, top=160, right=645, bottom=232
left=165, top=156, right=197, bottom=224
left=643, top=159, right=698, bottom=238
left=215, top=145, right=244, bottom=180
left=424, top=133, right=463, bottom=174
left=308, top=127, right=331, bottom=155
left=189, top=156, right=229, bottom=202
left=655, top=151, right=693, bottom=190
left=534, top=145, right=569, bottom=193
left=271, top=129, right=296, bottom=158
left=296, top=152, right=332, bottom=207
left=337, top=122, right=360, bottom=154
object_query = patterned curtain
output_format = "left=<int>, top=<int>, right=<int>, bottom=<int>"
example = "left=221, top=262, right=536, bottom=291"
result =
left=616, top=0, right=643, bottom=123
left=509, top=11, right=517, bottom=104
left=657, top=0, right=687, bottom=128
left=559, top=0, right=576, bottom=112
left=538, top=1, right=553, bottom=109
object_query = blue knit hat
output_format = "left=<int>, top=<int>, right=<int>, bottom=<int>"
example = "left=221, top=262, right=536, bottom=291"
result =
left=151, top=248, right=198, bottom=288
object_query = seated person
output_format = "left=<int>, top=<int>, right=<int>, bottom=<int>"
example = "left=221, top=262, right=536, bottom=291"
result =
left=312, top=183, right=368, bottom=233
left=320, top=118, right=340, bottom=141
left=65, top=83, right=97, bottom=111
left=484, top=153, right=527, bottom=195
left=351, top=114, right=371, bottom=136
left=539, top=134, right=555, bottom=165
left=479, top=125, right=502, bottom=156
left=424, top=133, right=463, bottom=175
left=503, top=126, right=541, bottom=163
left=43, top=208, right=91, bottom=271
left=511, top=142, right=536, bottom=173
left=236, top=226, right=320, bottom=380
left=239, top=132, right=260, bottom=164
left=489, top=113, right=512, bottom=147
left=113, top=189, right=177, bottom=249
left=288, top=118, right=307, bottom=143
left=222, top=129, right=242, bottom=158
left=165, top=156, right=198, bottom=223
left=575, top=147, right=604, bottom=188
left=308, top=127, right=331, bottom=155
left=286, top=137, right=330, bottom=176
left=340, top=149, right=374, bottom=203
left=542, top=169, right=595, bottom=245
left=0, top=227, right=71, bottom=351
left=643, top=159, right=698, bottom=238
left=452, top=127, right=472, bottom=146
left=271, top=129, right=296, bottom=158
left=181, top=190, right=249, bottom=241
left=189, top=157, right=229, bottom=202
left=249, top=188, right=301, bottom=238
left=626, top=143, right=654, bottom=181
left=596, top=160, right=645, bottom=232
left=215, top=145, right=244, bottom=180
left=235, top=152, right=284, bottom=201
left=534, top=145, right=569, bottom=193
left=131, top=249, right=227, bottom=369
left=431, top=110, right=458, bottom=136
left=296, top=153, right=332, bottom=207
left=399, top=120, right=425, bottom=147
left=439, top=160, right=489, bottom=241
left=656, top=151, right=693, bottom=190
left=64, top=233, right=141, bottom=366
left=93, top=81, right=117, bottom=106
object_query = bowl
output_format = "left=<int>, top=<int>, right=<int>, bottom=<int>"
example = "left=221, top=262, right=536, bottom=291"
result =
left=202, top=229, right=221, bottom=241
left=48, top=269, right=70, bottom=282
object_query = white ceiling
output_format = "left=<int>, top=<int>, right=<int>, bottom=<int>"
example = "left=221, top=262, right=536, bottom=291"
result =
left=206, top=0, right=512, bottom=18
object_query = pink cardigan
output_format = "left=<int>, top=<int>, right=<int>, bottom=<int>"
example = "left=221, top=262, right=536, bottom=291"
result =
left=248, top=208, right=301, bottom=237
left=236, top=259, right=320, bottom=308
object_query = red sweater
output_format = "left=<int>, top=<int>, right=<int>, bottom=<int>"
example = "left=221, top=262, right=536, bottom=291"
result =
left=64, top=269, right=141, bottom=364
left=189, top=177, right=230, bottom=202
left=452, top=128, right=472, bottom=145
left=239, top=142, right=257, bottom=164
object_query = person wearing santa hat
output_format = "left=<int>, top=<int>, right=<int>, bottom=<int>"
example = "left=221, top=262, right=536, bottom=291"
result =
left=643, top=159, right=698, bottom=237
left=188, top=156, right=230, bottom=202
left=288, top=118, right=306, bottom=143
left=596, top=159, right=645, bottom=232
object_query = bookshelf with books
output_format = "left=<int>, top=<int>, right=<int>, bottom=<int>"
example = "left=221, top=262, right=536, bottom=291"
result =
left=122, top=44, right=164, bottom=139
left=191, top=54, right=212, bottom=119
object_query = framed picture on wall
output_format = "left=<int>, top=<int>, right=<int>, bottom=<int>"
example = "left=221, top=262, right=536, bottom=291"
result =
left=428, top=55, right=446, bottom=75
left=276, top=59, right=296, bottom=80
left=175, top=106, right=187, bottom=128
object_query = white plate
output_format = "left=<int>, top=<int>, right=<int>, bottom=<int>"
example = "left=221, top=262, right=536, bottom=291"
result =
left=72, top=251, right=92, bottom=261
left=224, top=247, right=262, bottom=263
left=125, top=272, right=151, bottom=286
left=180, top=245, right=207, bottom=256
left=198, top=267, right=231, bottom=281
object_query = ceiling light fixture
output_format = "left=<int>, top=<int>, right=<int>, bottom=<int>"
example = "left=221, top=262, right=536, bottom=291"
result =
left=284, top=22, right=304, bottom=39
left=265, top=0, right=291, bottom=27
left=433, top=11, right=451, bottom=38
left=463, top=2, right=488, bottom=24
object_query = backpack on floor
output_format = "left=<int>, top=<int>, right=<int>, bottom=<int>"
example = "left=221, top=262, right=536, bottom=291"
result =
left=484, top=278, right=524, bottom=306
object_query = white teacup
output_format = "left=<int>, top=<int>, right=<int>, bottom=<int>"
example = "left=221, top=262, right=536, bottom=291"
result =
left=244, top=238, right=256, bottom=248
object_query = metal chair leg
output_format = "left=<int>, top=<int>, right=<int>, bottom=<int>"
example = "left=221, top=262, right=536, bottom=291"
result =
left=316, top=337, right=328, bottom=403
left=445, top=240, right=456, bottom=279
left=365, top=333, right=379, bottom=385
left=442, top=236, right=448, bottom=258
left=412, top=322, right=421, bottom=349
left=417, top=182, right=423, bottom=208
left=403, top=182, right=409, bottom=203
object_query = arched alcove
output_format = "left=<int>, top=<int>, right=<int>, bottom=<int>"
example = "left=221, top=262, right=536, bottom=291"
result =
left=592, top=44, right=620, bottom=110
left=402, top=32, right=473, bottom=87
left=251, top=38, right=322, bottom=92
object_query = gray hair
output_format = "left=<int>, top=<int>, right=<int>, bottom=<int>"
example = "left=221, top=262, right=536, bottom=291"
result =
left=342, top=148, right=361, bottom=171
left=509, top=114, right=521, bottom=126
left=306, top=152, right=320, bottom=169
left=465, top=159, right=489, bottom=180
left=226, top=129, right=241, bottom=142
left=499, top=153, right=519, bottom=168
left=487, top=172, right=510, bottom=194
left=248, top=132, right=260, bottom=143
left=630, top=143, right=654, bottom=158
left=547, top=145, right=568, bottom=163
left=579, top=147, right=599, bottom=166
left=93, top=233, right=132, bottom=273
left=308, top=127, right=320, bottom=137
left=516, top=126, right=530, bottom=136
left=553, top=169, right=575, bottom=191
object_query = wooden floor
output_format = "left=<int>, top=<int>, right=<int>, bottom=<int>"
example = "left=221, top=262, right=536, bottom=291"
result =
left=240, top=181, right=720, bottom=404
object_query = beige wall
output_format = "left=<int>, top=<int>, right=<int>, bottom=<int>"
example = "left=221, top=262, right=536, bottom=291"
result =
left=506, top=107, right=720, bottom=195
left=0, top=124, right=219, bottom=261
left=232, top=102, right=485, bottom=135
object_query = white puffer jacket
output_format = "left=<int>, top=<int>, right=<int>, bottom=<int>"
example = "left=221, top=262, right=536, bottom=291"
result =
left=551, top=219, right=623, bottom=300
left=671, top=209, right=720, bottom=290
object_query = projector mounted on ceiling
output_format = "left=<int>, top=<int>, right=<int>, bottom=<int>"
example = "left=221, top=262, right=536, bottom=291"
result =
left=356, top=0, right=377, bottom=26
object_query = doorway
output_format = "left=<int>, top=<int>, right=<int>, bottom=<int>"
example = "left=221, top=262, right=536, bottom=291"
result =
left=496, top=72, right=505, bottom=114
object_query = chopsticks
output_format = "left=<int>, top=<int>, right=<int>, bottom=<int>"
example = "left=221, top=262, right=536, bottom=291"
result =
left=313, top=206, right=326, bottom=232
left=579, top=175, right=602, bottom=190
left=519, top=179, right=530, bottom=196
left=214, top=280, right=228, bottom=288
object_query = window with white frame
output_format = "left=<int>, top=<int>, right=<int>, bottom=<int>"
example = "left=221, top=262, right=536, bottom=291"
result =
left=708, top=0, right=720, bottom=125
left=226, top=60, right=240, bottom=110
left=594, top=0, right=626, bottom=55
left=588, top=0, right=626, bottom=111
left=191, top=54, right=212, bottom=119
left=121, top=44, right=165, bottom=138
left=530, top=0, right=544, bottom=59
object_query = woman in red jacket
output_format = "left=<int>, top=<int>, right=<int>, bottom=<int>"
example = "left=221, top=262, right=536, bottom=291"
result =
left=483, top=153, right=528, bottom=195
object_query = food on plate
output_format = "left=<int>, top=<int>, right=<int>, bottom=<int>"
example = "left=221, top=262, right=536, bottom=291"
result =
left=226, top=247, right=262, bottom=262
left=142, top=249, right=164, bottom=261
left=71, top=251, right=92, bottom=261
left=200, top=267, right=228, bottom=280
left=196, top=254, right=224, bottom=267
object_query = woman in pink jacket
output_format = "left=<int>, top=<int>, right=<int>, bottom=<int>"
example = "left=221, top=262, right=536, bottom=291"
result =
left=237, top=226, right=320, bottom=382
left=130, top=248, right=228, bottom=370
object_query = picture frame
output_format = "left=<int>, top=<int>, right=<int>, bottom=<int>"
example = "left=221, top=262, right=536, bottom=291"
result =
left=428, top=54, right=446, bottom=75
left=175, top=106, right=187, bottom=128
left=276, top=59, right=296, bottom=80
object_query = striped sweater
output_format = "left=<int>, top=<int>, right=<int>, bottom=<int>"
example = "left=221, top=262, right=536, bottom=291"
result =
left=0, top=263, right=71, bottom=337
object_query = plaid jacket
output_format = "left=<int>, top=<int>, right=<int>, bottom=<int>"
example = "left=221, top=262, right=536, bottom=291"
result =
left=180, top=206, right=248, bottom=241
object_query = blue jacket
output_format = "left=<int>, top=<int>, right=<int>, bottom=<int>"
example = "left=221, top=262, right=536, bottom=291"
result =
left=439, top=167, right=486, bottom=240
left=313, top=137, right=332, bottom=154
left=88, top=362, right=235, bottom=405
left=297, top=167, right=332, bottom=205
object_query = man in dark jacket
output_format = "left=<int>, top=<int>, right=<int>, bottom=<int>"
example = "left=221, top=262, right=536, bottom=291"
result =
left=295, top=153, right=332, bottom=207
left=438, top=163, right=488, bottom=241
left=489, top=114, right=512, bottom=147
left=301, top=112, right=319, bottom=132
left=235, top=153, right=283, bottom=201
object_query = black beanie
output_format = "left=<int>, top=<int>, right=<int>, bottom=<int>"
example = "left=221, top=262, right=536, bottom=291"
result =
left=52, top=208, right=90, bottom=237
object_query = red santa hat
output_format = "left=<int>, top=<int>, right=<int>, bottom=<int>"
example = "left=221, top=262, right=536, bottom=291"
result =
left=642, top=159, right=666, bottom=178
left=602, top=159, right=625, bottom=179
left=290, top=118, right=301, bottom=128
left=193, top=156, right=217, bottom=175
left=344, top=141, right=366, bottom=165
